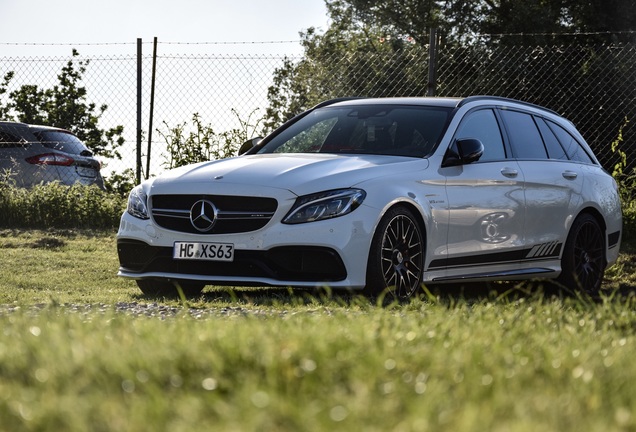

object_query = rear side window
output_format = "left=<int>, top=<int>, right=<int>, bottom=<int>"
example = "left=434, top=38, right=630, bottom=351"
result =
left=535, top=118, right=568, bottom=160
left=0, top=131, right=25, bottom=148
left=455, top=109, right=506, bottom=161
left=499, top=110, right=548, bottom=159
left=545, top=120, right=594, bottom=164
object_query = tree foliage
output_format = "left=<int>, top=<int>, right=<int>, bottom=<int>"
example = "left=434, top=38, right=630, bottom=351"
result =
left=264, top=0, right=636, bottom=141
left=158, top=110, right=263, bottom=169
left=6, top=49, right=124, bottom=160
left=264, top=1, right=428, bottom=131
left=340, top=0, right=636, bottom=44
left=0, top=72, right=14, bottom=120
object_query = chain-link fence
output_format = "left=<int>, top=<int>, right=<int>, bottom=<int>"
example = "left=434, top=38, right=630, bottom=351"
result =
left=0, top=37, right=634, bottom=187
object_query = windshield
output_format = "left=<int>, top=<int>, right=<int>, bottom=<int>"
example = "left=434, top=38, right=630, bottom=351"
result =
left=33, top=130, right=92, bottom=156
left=257, top=105, right=452, bottom=158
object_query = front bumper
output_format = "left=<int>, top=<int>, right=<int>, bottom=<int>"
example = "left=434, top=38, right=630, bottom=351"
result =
left=116, top=205, right=378, bottom=289
left=118, top=240, right=346, bottom=284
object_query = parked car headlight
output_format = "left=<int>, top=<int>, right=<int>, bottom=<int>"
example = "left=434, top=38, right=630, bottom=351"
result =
left=127, top=185, right=150, bottom=220
left=283, top=189, right=366, bottom=224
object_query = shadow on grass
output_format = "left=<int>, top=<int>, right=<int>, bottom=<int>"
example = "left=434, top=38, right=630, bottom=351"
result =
left=132, top=279, right=636, bottom=309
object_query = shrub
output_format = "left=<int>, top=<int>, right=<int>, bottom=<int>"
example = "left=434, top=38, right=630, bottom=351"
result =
left=610, top=118, right=636, bottom=242
left=0, top=180, right=126, bottom=229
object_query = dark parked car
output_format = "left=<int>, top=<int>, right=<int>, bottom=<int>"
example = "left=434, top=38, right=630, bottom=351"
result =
left=0, top=121, right=104, bottom=188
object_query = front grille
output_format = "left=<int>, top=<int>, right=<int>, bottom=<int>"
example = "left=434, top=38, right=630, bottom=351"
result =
left=151, top=194, right=278, bottom=234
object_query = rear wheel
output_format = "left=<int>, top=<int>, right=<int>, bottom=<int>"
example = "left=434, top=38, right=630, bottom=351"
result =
left=136, top=279, right=205, bottom=297
left=365, top=206, right=424, bottom=299
left=557, top=213, right=605, bottom=294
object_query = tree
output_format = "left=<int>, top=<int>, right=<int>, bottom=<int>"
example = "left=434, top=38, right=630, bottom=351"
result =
left=0, top=72, right=14, bottom=119
left=265, top=0, right=428, bottom=130
left=8, top=49, right=124, bottom=160
left=158, top=110, right=263, bottom=169
left=331, top=0, right=444, bottom=45
left=332, top=0, right=636, bottom=44
left=263, top=0, right=635, bottom=170
left=473, top=0, right=636, bottom=44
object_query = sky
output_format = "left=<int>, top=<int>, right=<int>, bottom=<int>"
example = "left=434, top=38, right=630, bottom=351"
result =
left=0, top=0, right=331, bottom=56
left=0, top=0, right=333, bottom=176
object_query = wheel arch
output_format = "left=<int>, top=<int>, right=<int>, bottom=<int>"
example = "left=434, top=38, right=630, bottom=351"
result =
left=573, top=206, right=608, bottom=263
left=364, top=200, right=428, bottom=298
left=577, top=206, right=606, bottom=231
left=376, top=199, right=429, bottom=242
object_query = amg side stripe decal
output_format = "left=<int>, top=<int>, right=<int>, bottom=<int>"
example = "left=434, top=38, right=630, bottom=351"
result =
left=428, top=242, right=563, bottom=270
left=526, top=241, right=560, bottom=258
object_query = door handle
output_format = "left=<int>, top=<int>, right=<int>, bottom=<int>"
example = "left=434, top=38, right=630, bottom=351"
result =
left=501, top=167, right=518, bottom=178
left=562, top=170, right=578, bottom=180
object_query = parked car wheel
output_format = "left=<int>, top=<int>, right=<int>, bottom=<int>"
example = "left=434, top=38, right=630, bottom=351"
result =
left=365, top=206, right=424, bottom=299
left=136, top=279, right=205, bottom=297
left=558, top=213, right=605, bottom=294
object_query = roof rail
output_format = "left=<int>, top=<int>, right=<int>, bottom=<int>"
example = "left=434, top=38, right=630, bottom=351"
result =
left=459, top=95, right=560, bottom=117
left=311, top=97, right=363, bottom=109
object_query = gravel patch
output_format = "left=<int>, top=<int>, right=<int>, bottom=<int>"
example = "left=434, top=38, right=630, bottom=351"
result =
left=0, top=302, right=283, bottom=320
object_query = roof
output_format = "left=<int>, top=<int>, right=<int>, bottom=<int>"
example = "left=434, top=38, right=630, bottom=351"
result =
left=321, top=95, right=561, bottom=117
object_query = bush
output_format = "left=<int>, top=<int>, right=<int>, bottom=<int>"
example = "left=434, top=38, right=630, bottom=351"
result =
left=610, top=118, right=636, bottom=242
left=0, top=181, right=126, bottom=229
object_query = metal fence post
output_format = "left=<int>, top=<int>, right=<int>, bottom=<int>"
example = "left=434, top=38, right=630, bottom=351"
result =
left=136, top=38, right=142, bottom=184
left=427, top=28, right=437, bottom=97
left=146, top=37, right=158, bottom=180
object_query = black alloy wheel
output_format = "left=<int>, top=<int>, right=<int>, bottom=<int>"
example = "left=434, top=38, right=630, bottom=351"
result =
left=558, top=213, right=606, bottom=294
left=365, top=206, right=424, bottom=299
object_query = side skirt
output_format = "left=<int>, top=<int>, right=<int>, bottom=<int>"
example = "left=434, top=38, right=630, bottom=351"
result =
left=430, top=267, right=557, bottom=283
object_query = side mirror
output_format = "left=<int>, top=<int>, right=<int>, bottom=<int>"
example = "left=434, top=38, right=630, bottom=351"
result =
left=238, top=137, right=263, bottom=155
left=442, top=138, right=484, bottom=167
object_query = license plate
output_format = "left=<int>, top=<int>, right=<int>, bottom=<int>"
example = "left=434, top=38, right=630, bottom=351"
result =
left=76, top=166, right=98, bottom=178
left=173, top=242, right=234, bottom=262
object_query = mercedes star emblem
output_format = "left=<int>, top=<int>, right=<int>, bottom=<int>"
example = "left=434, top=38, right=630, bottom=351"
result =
left=189, top=199, right=218, bottom=232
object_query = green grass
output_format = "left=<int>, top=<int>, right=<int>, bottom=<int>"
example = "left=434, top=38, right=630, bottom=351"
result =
left=1, top=229, right=636, bottom=431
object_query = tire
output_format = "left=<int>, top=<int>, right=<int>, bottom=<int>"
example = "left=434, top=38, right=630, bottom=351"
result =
left=365, top=206, right=425, bottom=299
left=136, top=279, right=205, bottom=297
left=557, top=213, right=605, bottom=294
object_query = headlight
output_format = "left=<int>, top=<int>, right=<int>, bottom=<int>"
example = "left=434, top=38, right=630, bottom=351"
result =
left=127, top=185, right=150, bottom=220
left=283, top=189, right=366, bottom=224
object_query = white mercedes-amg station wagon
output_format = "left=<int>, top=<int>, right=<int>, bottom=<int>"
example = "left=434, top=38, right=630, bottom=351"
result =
left=117, top=96, right=622, bottom=298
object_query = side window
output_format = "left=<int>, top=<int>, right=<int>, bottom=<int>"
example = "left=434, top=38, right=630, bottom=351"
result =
left=455, top=109, right=506, bottom=161
left=546, top=120, right=594, bottom=164
left=0, top=131, right=24, bottom=148
left=535, top=117, right=568, bottom=160
left=499, top=110, right=548, bottom=159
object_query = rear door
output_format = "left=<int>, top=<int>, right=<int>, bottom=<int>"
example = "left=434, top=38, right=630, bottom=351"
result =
left=434, top=108, right=527, bottom=273
left=499, top=109, right=584, bottom=260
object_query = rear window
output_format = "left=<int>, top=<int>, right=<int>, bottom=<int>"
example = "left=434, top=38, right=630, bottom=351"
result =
left=33, top=130, right=91, bottom=155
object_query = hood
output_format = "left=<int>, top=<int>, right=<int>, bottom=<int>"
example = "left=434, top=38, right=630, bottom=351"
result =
left=151, top=153, right=428, bottom=196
